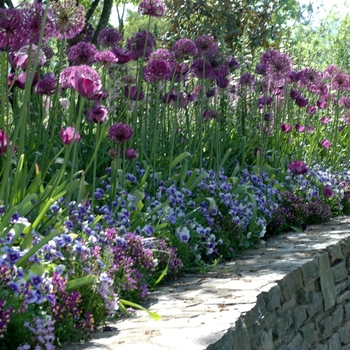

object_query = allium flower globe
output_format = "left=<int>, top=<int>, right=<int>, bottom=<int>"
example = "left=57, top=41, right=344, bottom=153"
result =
left=51, top=0, right=86, bottom=39
left=97, top=27, right=121, bottom=47
left=108, top=123, right=133, bottom=144
left=143, top=59, right=172, bottom=83
left=68, top=42, right=98, bottom=65
left=138, top=0, right=165, bottom=17
left=126, top=30, right=156, bottom=60
left=194, top=34, right=218, bottom=57
left=172, top=38, right=198, bottom=60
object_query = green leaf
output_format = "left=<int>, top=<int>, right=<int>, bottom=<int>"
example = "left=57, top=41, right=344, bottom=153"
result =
left=119, top=299, right=161, bottom=320
left=170, top=152, right=192, bottom=168
left=65, top=275, right=97, bottom=291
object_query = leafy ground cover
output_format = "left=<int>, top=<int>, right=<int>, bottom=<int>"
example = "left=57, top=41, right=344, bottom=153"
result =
left=1, top=0, right=350, bottom=348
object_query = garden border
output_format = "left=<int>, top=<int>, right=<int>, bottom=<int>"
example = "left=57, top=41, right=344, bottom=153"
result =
left=65, top=216, right=350, bottom=350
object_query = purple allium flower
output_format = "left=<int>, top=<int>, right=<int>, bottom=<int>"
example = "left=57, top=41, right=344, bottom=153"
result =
left=323, top=64, right=339, bottom=80
left=339, top=96, right=350, bottom=109
left=108, top=123, right=133, bottom=143
left=68, top=41, right=98, bottom=65
left=87, top=103, right=108, bottom=123
left=202, top=109, right=220, bottom=121
left=297, top=68, right=322, bottom=87
left=295, top=95, right=308, bottom=108
left=281, top=123, right=292, bottom=133
left=126, top=30, right=156, bottom=60
left=331, top=73, right=350, bottom=91
left=138, top=0, right=165, bottom=17
left=288, top=160, right=308, bottom=175
left=194, top=34, right=218, bottom=57
left=95, top=50, right=117, bottom=65
left=51, top=0, right=85, bottom=39
left=320, top=139, right=331, bottom=149
left=97, top=27, right=121, bottom=47
left=265, top=51, right=292, bottom=80
left=124, top=85, right=144, bottom=101
left=69, top=65, right=102, bottom=99
left=239, top=73, right=256, bottom=88
left=150, top=48, right=176, bottom=70
left=172, top=38, right=198, bottom=60
left=255, top=63, right=267, bottom=75
left=35, top=73, right=56, bottom=95
left=22, top=1, right=56, bottom=44
left=0, top=8, right=29, bottom=50
left=143, top=59, right=172, bottom=82
left=68, top=22, right=94, bottom=45
left=111, top=47, right=135, bottom=63
left=191, top=58, right=214, bottom=79
left=42, top=44, right=54, bottom=59
left=126, top=148, right=138, bottom=160
left=59, top=127, right=81, bottom=145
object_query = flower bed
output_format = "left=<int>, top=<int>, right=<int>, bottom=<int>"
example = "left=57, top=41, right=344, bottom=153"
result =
left=1, top=0, right=350, bottom=348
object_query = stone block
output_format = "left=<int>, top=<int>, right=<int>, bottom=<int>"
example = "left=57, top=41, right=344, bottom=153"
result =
left=301, top=259, right=319, bottom=282
left=263, top=284, right=281, bottom=312
left=233, top=318, right=252, bottom=350
left=278, top=268, right=304, bottom=303
left=335, top=280, right=348, bottom=296
left=291, top=305, right=307, bottom=330
left=338, top=321, right=350, bottom=344
left=341, top=236, right=350, bottom=256
left=337, top=290, right=350, bottom=304
left=331, top=260, right=348, bottom=282
left=327, top=243, right=344, bottom=263
left=259, top=329, right=273, bottom=350
left=272, top=313, right=291, bottom=342
left=318, top=316, right=333, bottom=340
left=286, top=332, right=303, bottom=350
left=307, top=292, right=323, bottom=319
left=299, top=322, right=314, bottom=349
left=318, top=253, right=336, bottom=310
left=326, top=333, right=341, bottom=350
left=332, top=305, right=343, bottom=329
left=344, top=301, right=350, bottom=318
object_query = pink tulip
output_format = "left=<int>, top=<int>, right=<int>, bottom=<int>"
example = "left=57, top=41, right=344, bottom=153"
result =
left=59, top=127, right=81, bottom=145
left=70, top=73, right=101, bottom=99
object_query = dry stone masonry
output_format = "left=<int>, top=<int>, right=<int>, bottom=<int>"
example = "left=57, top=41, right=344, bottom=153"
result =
left=65, top=216, right=350, bottom=350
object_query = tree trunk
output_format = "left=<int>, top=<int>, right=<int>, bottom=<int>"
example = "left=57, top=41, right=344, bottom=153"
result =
left=92, top=0, right=113, bottom=44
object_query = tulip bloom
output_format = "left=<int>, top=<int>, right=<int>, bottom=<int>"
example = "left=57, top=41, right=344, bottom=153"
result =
left=87, top=103, right=108, bottom=123
left=288, top=160, right=308, bottom=175
left=60, top=127, right=81, bottom=145
left=71, top=73, right=101, bottom=99
left=0, top=130, right=7, bottom=155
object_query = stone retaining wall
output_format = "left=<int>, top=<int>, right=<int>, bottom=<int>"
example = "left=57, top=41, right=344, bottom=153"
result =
left=65, top=217, right=350, bottom=350
left=229, top=233, right=350, bottom=350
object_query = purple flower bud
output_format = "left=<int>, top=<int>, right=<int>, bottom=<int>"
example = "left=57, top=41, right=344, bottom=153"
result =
left=87, top=103, right=108, bottom=123
left=124, top=85, right=144, bottom=101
